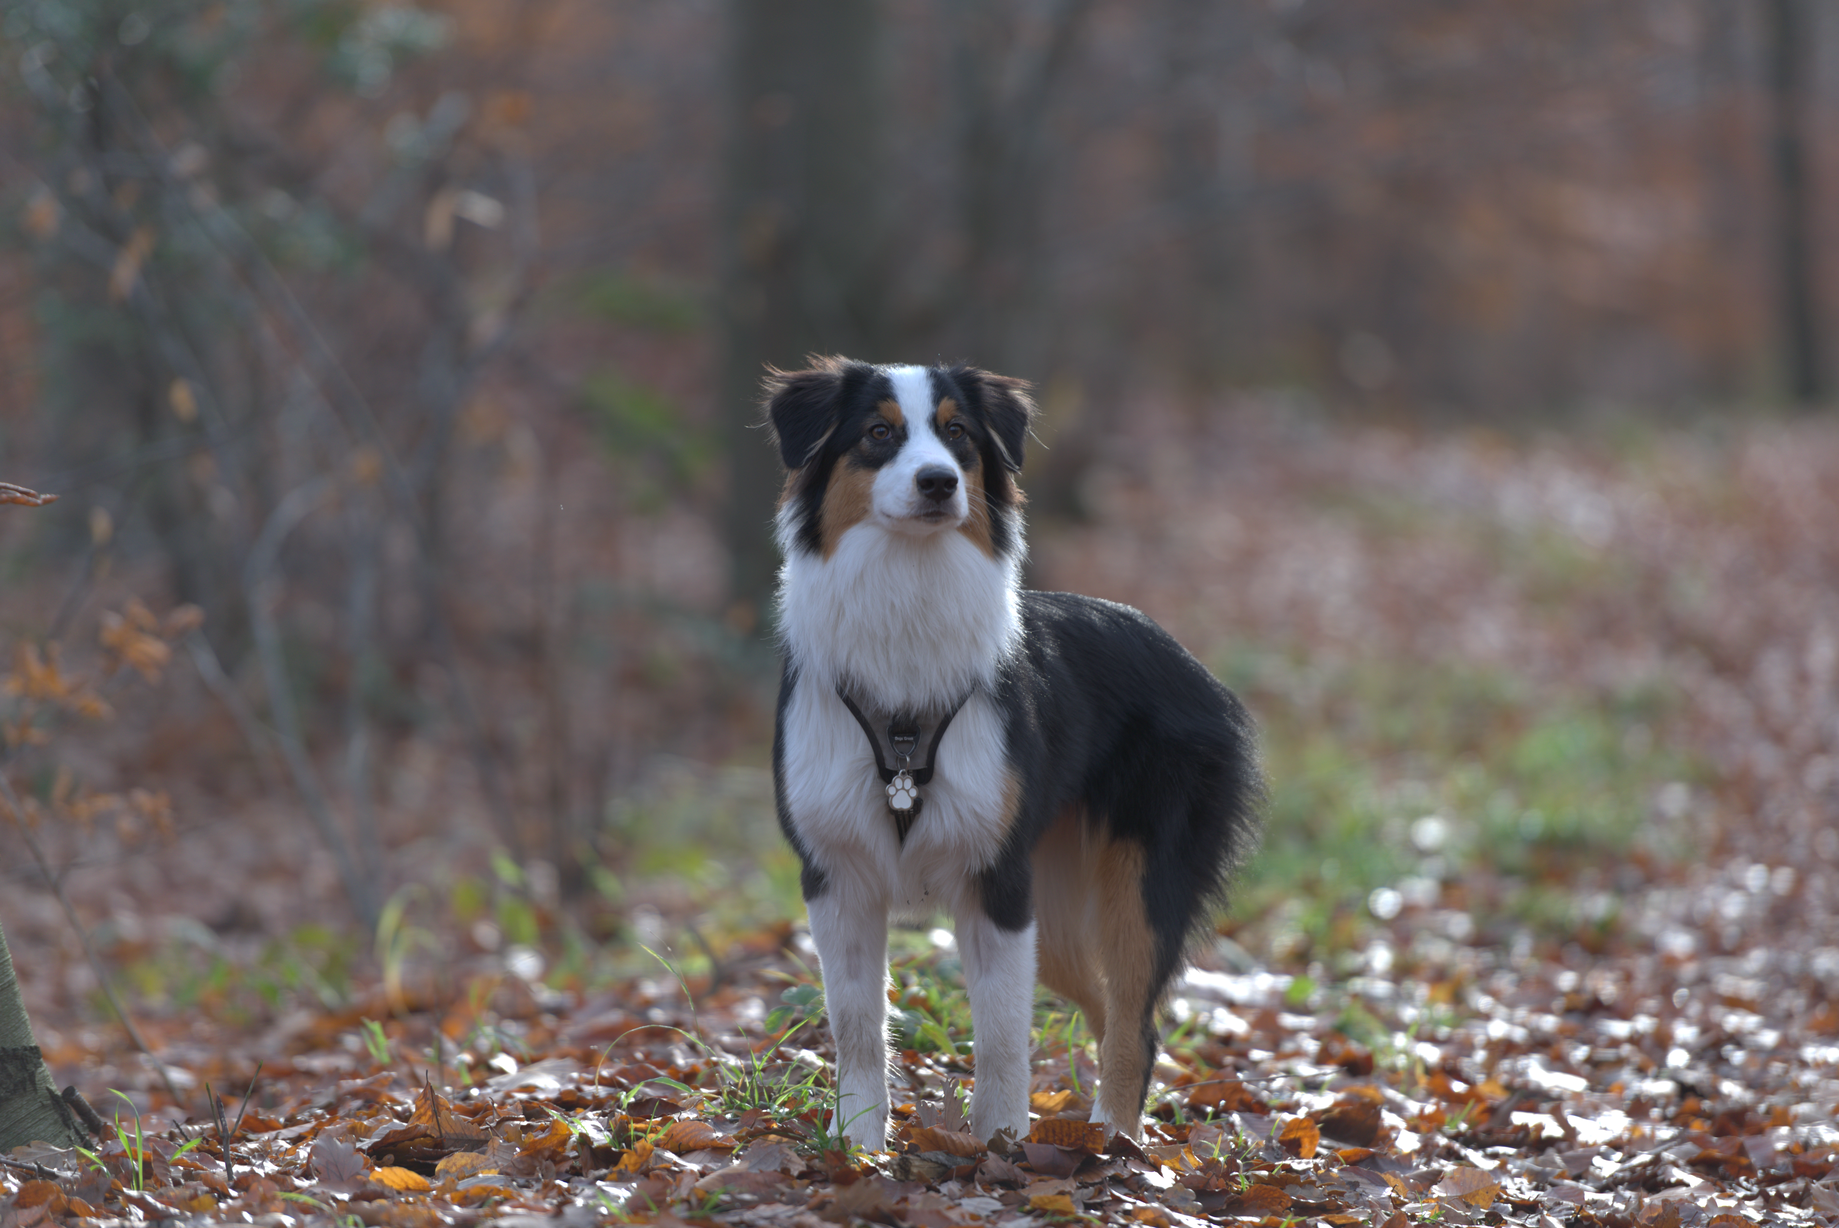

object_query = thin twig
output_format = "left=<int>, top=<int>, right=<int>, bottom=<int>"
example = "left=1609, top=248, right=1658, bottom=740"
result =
left=0, top=1156, right=76, bottom=1175
left=202, top=1060, right=261, bottom=1191
left=205, top=1084, right=232, bottom=1188
left=231, top=1061, right=262, bottom=1138
left=0, top=482, right=58, bottom=506
left=61, top=1086, right=105, bottom=1138
left=0, top=774, right=187, bottom=1109
left=183, top=631, right=285, bottom=797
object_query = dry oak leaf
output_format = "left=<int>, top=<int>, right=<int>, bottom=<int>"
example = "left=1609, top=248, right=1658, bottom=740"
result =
left=1219, top=1183, right=1291, bottom=1217
left=975, top=1152, right=1028, bottom=1186
left=1021, top=1140, right=1089, bottom=1178
left=172, top=1192, right=217, bottom=1214
left=432, top=1151, right=496, bottom=1181
left=1432, top=1166, right=1500, bottom=1208
left=887, top=1153, right=965, bottom=1183
left=737, top=1139, right=804, bottom=1175
left=9, top=1183, right=64, bottom=1212
left=693, top=1168, right=791, bottom=1197
left=1634, top=1202, right=1684, bottom=1228
left=405, top=1079, right=483, bottom=1144
left=907, top=1125, right=987, bottom=1157
left=1146, top=1143, right=1200, bottom=1172
left=1185, top=1076, right=1268, bottom=1114
left=1028, top=1117, right=1107, bottom=1153
left=610, top=1139, right=654, bottom=1177
left=815, top=1176, right=905, bottom=1224
left=515, top=1117, right=577, bottom=1163
left=1317, top=1095, right=1385, bottom=1146
left=309, top=1133, right=369, bottom=1184
left=370, top=1166, right=431, bottom=1194
left=450, top=1174, right=520, bottom=1206
left=353, top=1203, right=444, bottom=1228
left=1278, top=1115, right=1320, bottom=1159
left=655, top=1118, right=731, bottom=1154
left=1029, top=1192, right=1079, bottom=1215
left=2, top=1203, right=53, bottom=1228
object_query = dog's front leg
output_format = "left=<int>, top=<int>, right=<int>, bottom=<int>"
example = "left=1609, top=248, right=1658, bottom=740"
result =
left=807, top=890, right=891, bottom=1151
left=956, top=908, right=1037, bottom=1145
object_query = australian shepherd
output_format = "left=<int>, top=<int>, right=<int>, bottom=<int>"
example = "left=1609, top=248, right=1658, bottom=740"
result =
left=766, top=357, right=1262, bottom=1149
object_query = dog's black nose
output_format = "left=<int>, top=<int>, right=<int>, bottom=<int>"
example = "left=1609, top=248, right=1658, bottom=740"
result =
left=915, top=467, right=958, bottom=502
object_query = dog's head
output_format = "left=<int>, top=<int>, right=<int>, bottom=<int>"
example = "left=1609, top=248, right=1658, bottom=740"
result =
left=765, top=357, right=1035, bottom=561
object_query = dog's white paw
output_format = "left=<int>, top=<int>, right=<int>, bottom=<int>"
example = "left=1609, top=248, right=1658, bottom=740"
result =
left=836, top=1095, right=888, bottom=1152
left=970, top=1086, right=1029, bottom=1148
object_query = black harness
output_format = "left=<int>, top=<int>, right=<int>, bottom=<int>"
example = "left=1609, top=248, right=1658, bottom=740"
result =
left=835, top=685, right=974, bottom=843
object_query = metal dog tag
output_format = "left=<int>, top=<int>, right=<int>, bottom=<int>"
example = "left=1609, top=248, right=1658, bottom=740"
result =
left=886, top=716, right=922, bottom=833
left=887, top=770, right=920, bottom=814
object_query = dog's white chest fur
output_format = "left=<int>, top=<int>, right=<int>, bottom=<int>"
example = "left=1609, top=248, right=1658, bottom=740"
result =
left=777, top=509, right=1021, bottom=711
left=777, top=519, right=1022, bottom=913
left=779, top=678, right=1011, bottom=916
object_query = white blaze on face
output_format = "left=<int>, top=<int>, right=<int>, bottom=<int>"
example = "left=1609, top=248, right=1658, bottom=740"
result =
left=873, top=365, right=967, bottom=530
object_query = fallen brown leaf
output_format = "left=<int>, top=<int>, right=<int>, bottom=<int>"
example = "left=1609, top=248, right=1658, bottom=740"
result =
left=1029, top=1192, right=1079, bottom=1214
left=1317, top=1095, right=1384, bottom=1146
left=1021, top=1140, right=1090, bottom=1177
left=432, top=1151, right=495, bottom=1180
left=1433, top=1165, right=1500, bottom=1208
left=370, top=1166, right=431, bottom=1193
left=1279, top=1115, right=1320, bottom=1159
left=1027, top=1117, right=1106, bottom=1152
left=656, top=1117, right=730, bottom=1153
left=1219, top=1183, right=1292, bottom=1217
left=310, top=1133, right=368, bottom=1184
left=906, top=1124, right=985, bottom=1156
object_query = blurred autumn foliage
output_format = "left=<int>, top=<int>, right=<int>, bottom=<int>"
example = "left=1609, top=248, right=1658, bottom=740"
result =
left=0, top=0, right=1834, bottom=978
left=4, top=0, right=1834, bottom=910
left=0, top=0, right=1837, bottom=1142
left=4, top=7, right=1839, bottom=1221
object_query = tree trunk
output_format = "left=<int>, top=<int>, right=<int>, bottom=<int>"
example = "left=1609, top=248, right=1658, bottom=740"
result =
left=944, top=0, right=1092, bottom=379
left=1765, top=0, right=1825, bottom=405
left=0, top=922, right=87, bottom=1153
left=1158, top=0, right=1255, bottom=397
left=717, top=0, right=890, bottom=631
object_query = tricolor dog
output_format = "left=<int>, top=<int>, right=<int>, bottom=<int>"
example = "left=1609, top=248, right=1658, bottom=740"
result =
left=766, top=357, right=1261, bottom=1149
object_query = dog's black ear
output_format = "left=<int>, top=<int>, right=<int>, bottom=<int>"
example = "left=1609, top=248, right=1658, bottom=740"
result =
left=956, top=367, right=1036, bottom=474
left=763, top=356, right=858, bottom=470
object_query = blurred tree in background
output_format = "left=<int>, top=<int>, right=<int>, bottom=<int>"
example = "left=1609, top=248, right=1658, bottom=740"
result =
left=1, top=0, right=1833, bottom=930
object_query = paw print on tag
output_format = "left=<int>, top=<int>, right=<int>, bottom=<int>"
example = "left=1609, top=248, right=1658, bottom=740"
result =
left=887, top=771, right=919, bottom=813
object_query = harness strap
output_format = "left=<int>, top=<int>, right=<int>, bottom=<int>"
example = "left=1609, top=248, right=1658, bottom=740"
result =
left=834, top=685, right=972, bottom=786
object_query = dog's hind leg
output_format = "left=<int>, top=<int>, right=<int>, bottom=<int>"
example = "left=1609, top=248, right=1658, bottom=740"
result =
left=955, top=907, right=1036, bottom=1146
left=807, top=890, right=891, bottom=1150
left=1032, top=809, right=1107, bottom=1045
left=1091, top=838, right=1159, bottom=1139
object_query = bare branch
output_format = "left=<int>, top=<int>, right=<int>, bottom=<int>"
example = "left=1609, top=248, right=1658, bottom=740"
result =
left=0, top=483, right=57, bottom=507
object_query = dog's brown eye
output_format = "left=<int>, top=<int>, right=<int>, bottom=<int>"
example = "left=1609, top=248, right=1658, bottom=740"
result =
left=945, top=421, right=965, bottom=440
left=868, top=422, right=891, bottom=442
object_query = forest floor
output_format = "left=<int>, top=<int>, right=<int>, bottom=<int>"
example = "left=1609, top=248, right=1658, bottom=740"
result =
left=5, top=400, right=1839, bottom=1228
